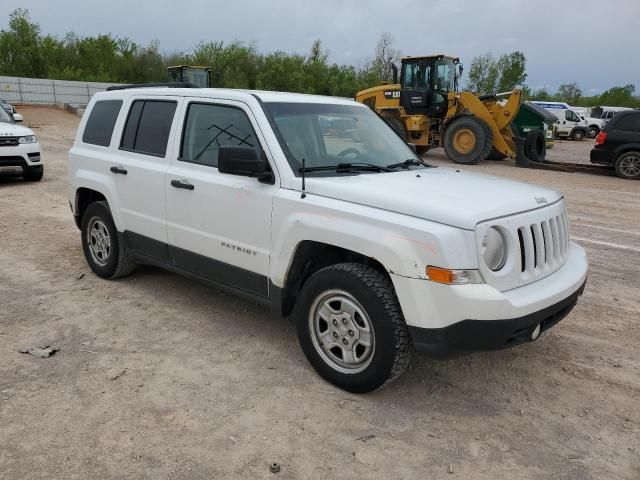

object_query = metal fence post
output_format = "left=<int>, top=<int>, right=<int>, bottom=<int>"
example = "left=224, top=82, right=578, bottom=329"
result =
left=86, top=84, right=91, bottom=104
left=17, top=77, right=23, bottom=103
left=52, top=80, right=57, bottom=104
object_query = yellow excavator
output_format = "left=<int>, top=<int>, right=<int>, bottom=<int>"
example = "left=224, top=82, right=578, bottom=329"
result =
left=356, top=54, right=524, bottom=164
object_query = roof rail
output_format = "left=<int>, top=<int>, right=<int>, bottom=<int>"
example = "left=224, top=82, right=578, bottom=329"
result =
left=106, top=82, right=200, bottom=91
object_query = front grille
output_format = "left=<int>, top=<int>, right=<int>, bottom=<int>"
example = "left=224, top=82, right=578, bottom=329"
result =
left=476, top=200, right=570, bottom=292
left=516, top=211, right=570, bottom=276
left=0, top=136, right=19, bottom=147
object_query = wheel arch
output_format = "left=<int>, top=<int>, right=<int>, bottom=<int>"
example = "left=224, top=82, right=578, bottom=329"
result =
left=277, top=240, right=390, bottom=317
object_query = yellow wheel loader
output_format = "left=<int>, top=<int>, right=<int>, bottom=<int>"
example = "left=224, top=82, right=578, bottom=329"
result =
left=355, top=55, right=524, bottom=164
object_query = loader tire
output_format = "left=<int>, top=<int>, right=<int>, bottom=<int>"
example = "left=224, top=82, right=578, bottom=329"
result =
left=443, top=116, right=493, bottom=165
left=383, top=117, right=407, bottom=142
left=524, top=129, right=546, bottom=163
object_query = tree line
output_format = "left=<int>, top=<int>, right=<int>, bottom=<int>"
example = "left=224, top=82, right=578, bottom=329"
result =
left=0, top=9, right=392, bottom=98
left=1, top=8, right=638, bottom=107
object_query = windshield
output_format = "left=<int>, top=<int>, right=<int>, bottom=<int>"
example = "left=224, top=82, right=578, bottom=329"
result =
left=183, top=69, right=209, bottom=88
left=0, top=106, right=13, bottom=124
left=263, top=102, right=423, bottom=175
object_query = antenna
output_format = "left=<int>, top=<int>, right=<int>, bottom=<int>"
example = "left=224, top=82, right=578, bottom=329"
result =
left=301, top=158, right=307, bottom=199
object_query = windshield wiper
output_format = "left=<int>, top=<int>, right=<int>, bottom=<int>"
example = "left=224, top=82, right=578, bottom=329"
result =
left=299, top=162, right=391, bottom=173
left=386, top=158, right=429, bottom=169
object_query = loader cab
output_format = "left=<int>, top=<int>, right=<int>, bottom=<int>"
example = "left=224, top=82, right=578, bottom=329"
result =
left=167, top=65, right=212, bottom=88
left=396, top=55, right=460, bottom=117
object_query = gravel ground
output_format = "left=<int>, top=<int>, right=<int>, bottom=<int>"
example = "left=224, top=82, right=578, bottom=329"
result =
left=1, top=106, right=638, bottom=480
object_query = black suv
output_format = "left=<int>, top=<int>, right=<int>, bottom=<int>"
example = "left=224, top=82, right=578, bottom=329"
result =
left=590, top=110, right=640, bottom=179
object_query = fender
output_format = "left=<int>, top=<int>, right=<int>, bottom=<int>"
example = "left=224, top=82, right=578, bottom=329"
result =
left=71, top=167, right=123, bottom=230
left=269, top=193, right=478, bottom=288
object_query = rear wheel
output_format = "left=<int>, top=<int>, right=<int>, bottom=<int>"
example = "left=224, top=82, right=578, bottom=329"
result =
left=589, top=126, right=599, bottom=138
left=294, top=263, right=412, bottom=393
left=524, top=129, right=546, bottom=163
left=81, top=201, right=136, bottom=279
left=443, top=116, right=492, bottom=164
left=614, top=151, right=640, bottom=180
left=572, top=129, right=585, bottom=141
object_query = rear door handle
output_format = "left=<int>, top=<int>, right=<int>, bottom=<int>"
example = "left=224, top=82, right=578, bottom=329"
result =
left=170, top=179, right=195, bottom=190
left=110, top=166, right=128, bottom=175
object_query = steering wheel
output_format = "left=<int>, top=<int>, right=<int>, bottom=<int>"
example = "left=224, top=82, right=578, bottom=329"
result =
left=337, top=148, right=361, bottom=159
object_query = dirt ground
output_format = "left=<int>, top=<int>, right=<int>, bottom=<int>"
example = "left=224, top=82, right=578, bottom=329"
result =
left=1, top=106, right=638, bottom=480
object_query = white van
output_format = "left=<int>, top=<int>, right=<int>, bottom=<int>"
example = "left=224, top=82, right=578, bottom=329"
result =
left=531, top=101, right=590, bottom=141
left=590, top=106, right=635, bottom=129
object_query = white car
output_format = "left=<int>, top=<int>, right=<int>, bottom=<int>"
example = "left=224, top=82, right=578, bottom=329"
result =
left=68, top=86, right=589, bottom=393
left=0, top=108, right=43, bottom=181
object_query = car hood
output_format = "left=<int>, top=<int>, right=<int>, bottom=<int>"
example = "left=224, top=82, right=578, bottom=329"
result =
left=0, top=122, right=34, bottom=137
left=303, top=167, right=562, bottom=230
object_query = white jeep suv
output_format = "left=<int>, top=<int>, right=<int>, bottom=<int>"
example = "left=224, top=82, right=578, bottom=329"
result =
left=68, top=85, right=588, bottom=393
left=0, top=108, right=43, bottom=181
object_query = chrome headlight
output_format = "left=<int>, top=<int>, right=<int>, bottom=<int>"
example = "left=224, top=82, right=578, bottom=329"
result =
left=19, top=135, right=37, bottom=144
left=481, top=227, right=507, bottom=271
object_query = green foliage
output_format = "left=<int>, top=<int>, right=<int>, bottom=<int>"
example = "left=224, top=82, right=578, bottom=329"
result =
left=466, top=51, right=526, bottom=94
left=556, top=82, right=582, bottom=104
left=0, top=9, right=389, bottom=97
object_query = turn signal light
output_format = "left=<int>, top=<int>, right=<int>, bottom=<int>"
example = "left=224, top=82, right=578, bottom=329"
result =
left=425, top=266, right=483, bottom=285
left=595, top=131, right=607, bottom=146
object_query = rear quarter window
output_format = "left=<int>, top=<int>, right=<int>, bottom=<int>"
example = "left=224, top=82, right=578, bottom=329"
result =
left=613, top=113, right=640, bottom=132
left=121, top=100, right=177, bottom=157
left=82, top=100, right=123, bottom=146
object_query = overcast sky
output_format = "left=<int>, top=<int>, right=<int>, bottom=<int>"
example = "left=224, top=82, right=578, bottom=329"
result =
left=2, top=0, right=638, bottom=94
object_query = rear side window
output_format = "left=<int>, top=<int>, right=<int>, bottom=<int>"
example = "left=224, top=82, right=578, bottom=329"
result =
left=121, top=100, right=177, bottom=157
left=82, top=100, right=122, bottom=146
left=179, top=103, right=259, bottom=167
left=613, top=113, right=640, bottom=132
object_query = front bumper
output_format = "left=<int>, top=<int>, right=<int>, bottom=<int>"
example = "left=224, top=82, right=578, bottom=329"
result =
left=408, top=279, right=586, bottom=358
left=391, top=241, right=588, bottom=358
left=0, top=143, right=42, bottom=170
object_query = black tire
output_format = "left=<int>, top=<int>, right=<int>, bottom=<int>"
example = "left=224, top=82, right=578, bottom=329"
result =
left=572, top=129, right=585, bottom=141
left=415, top=145, right=430, bottom=155
left=589, top=126, right=599, bottom=138
left=524, top=129, right=546, bottom=163
left=81, top=201, right=136, bottom=279
left=486, top=149, right=507, bottom=160
left=443, top=116, right=492, bottom=164
left=383, top=116, right=407, bottom=141
left=23, top=165, right=43, bottom=182
left=614, top=151, right=640, bottom=180
left=293, top=263, right=412, bottom=393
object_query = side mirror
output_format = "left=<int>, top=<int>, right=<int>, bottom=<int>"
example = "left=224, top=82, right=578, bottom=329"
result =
left=218, top=146, right=274, bottom=184
left=13, top=113, right=23, bottom=122
left=458, top=64, right=464, bottom=77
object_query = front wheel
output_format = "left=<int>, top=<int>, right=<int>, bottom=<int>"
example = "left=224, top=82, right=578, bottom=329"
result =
left=294, top=263, right=412, bottom=393
left=443, top=116, right=493, bottom=164
left=23, top=165, right=43, bottom=181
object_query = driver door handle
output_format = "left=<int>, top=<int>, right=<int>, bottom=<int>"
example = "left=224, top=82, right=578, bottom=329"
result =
left=170, top=179, right=195, bottom=190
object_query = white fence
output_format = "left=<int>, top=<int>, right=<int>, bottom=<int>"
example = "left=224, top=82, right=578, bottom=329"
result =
left=0, top=76, right=122, bottom=106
